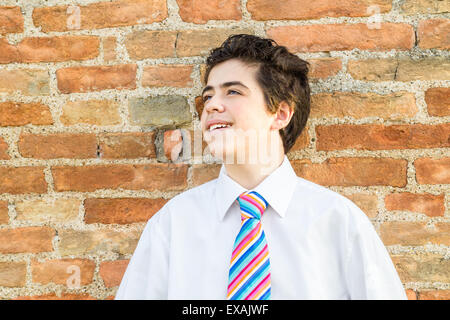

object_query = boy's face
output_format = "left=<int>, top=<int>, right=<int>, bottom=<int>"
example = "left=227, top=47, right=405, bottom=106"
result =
left=201, top=58, right=279, bottom=163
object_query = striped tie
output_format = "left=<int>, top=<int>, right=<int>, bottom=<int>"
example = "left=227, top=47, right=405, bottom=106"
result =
left=227, top=191, right=271, bottom=300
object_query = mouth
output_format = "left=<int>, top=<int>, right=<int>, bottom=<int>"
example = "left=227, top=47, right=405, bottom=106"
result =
left=207, top=122, right=233, bottom=132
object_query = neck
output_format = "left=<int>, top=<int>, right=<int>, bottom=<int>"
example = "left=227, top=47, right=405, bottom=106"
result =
left=224, top=150, right=284, bottom=190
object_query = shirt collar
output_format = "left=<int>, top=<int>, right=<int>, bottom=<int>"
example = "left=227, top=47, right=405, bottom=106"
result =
left=215, top=155, right=298, bottom=221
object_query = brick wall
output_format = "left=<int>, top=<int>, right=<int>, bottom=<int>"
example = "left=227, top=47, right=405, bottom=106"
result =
left=0, top=0, right=448, bottom=300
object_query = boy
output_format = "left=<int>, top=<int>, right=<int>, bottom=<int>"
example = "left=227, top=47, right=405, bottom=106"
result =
left=115, top=34, right=407, bottom=300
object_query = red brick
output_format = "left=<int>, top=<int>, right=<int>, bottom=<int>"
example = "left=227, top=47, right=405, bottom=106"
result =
left=103, top=37, right=117, bottom=62
left=0, top=166, right=47, bottom=194
left=247, top=0, right=392, bottom=20
left=0, top=137, right=9, bottom=159
left=310, top=91, right=417, bottom=120
left=406, top=289, right=417, bottom=300
left=56, top=64, right=136, bottom=93
left=125, top=30, right=177, bottom=60
left=343, top=193, right=379, bottom=218
left=380, top=221, right=450, bottom=246
left=142, top=65, right=193, bottom=88
left=0, top=262, right=27, bottom=287
left=18, top=133, right=97, bottom=159
left=14, top=293, right=96, bottom=300
left=315, top=123, right=449, bottom=151
left=191, top=164, right=222, bottom=186
left=164, top=129, right=183, bottom=162
left=415, top=157, right=450, bottom=184
left=385, top=192, right=445, bottom=217
left=84, top=197, right=167, bottom=224
left=418, top=19, right=450, bottom=50
left=0, top=6, right=24, bottom=35
left=32, top=0, right=168, bottom=32
left=289, top=127, right=310, bottom=152
left=0, top=200, right=8, bottom=224
left=52, top=164, right=188, bottom=192
left=267, top=23, right=414, bottom=52
left=31, top=258, right=95, bottom=286
left=99, top=260, right=129, bottom=287
left=425, top=87, right=450, bottom=117
left=291, top=157, right=407, bottom=187
left=98, top=132, right=156, bottom=159
left=177, top=0, right=241, bottom=23
left=0, top=102, right=53, bottom=127
left=0, top=69, right=50, bottom=96
left=176, top=29, right=253, bottom=57
left=0, top=36, right=99, bottom=64
left=308, top=58, right=342, bottom=80
left=418, top=290, right=450, bottom=300
left=0, top=226, right=54, bottom=254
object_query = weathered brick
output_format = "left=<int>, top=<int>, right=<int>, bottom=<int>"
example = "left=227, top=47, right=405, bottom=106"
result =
left=0, top=166, right=47, bottom=194
left=103, top=37, right=117, bottom=61
left=58, top=229, right=141, bottom=256
left=425, top=87, right=450, bottom=117
left=31, top=258, right=95, bottom=286
left=18, top=133, right=97, bottom=159
left=291, top=157, right=407, bottom=187
left=343, top=193, right=378, bottom=218
left=391, top=254, right=450, bottom=283
left=84, top=197, right=167, bottom=224
left=248, top=0, right=392, bottom=20
left=125, top=30, right=177, bottom=60
left=0, top=69, right=49, bottom=96
left=176, top=29, right=253, bottom=57
left=415, top=157, right=450, bottom=184
left=308, top=58, right=342, bottom=80
left=164, top=129, right=183, bottom=162
left=56, top=64, right=137, bottom=93
left=0, top=226, right=54, bottom=254
left=99, top=260, right=129, bottom=288
left=348, top=58, right=450, bottom=81
left=267, top=23, right=414, bottom=52
left=401, top=0, right=450, bottom=14
left=0, top=262, right=27, bottom=287
left=177, top=0, right=241, bottom=23
left=385, top=192, right=445, bottom=217
left=142, top=65, right=194, bottom=88
left=418, top=19, right=450, bottom=50
left=406, top=289, right=417, bottom=300
left=195, top=96, right=205, bottom=117
left=15, top=198, right=80, bottom=223
left=310, top=91, right=417, bottom=119
left=191, top=164, right=222, bottom=186
left=315, top=123, right=450, bottom=151
left=128, top=95, right=191, bottom=127
left=0, top=137, right=9, bottom=159
left=418, top=290, right=450, bottom=300
left=0, top=6, right=24, bottom=35
left=52, top=163, right=188, bottom=192
left=0, top=36, right=99, bottom=64
left=14, top=293, right=96, bottom=300
left=0, top=102, right=53, bottom=127
left=380, top=221, right=450, bottom=246
left=98, top=132, right=156, bottom=159
left=0, top=200, right=8, bottom=224
left=60, top=99, right=121, bottom=126
left=32, top=0, right=168, bottom=32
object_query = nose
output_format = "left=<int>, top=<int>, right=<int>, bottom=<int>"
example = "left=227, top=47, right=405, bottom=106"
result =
left=204, top=95, right=225, bottom=113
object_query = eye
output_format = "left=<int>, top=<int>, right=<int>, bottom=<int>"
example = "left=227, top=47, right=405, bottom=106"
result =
left=228, top=89, right=240, bottom=95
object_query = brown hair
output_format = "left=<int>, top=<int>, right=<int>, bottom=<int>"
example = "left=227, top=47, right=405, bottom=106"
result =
left=204, top=34, right=310, bottom=154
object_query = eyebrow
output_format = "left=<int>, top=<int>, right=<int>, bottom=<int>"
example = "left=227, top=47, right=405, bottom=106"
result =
left=201, top=81, right=250, bottom=96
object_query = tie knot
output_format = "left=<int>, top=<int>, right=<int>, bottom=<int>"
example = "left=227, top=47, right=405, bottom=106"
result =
left=237, top=191, right=268, bottom=221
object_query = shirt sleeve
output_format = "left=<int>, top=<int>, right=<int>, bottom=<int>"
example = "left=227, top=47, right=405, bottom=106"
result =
left=344, top=202, right=407, bottom=300
left=115, top=207, right=169, bottom=300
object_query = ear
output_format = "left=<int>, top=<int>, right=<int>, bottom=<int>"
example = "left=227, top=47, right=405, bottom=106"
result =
left=270, top=101, right=294, bottom=131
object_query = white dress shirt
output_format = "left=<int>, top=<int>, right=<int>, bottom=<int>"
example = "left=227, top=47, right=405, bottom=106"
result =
left=115, top=156, right=407, bottom=300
